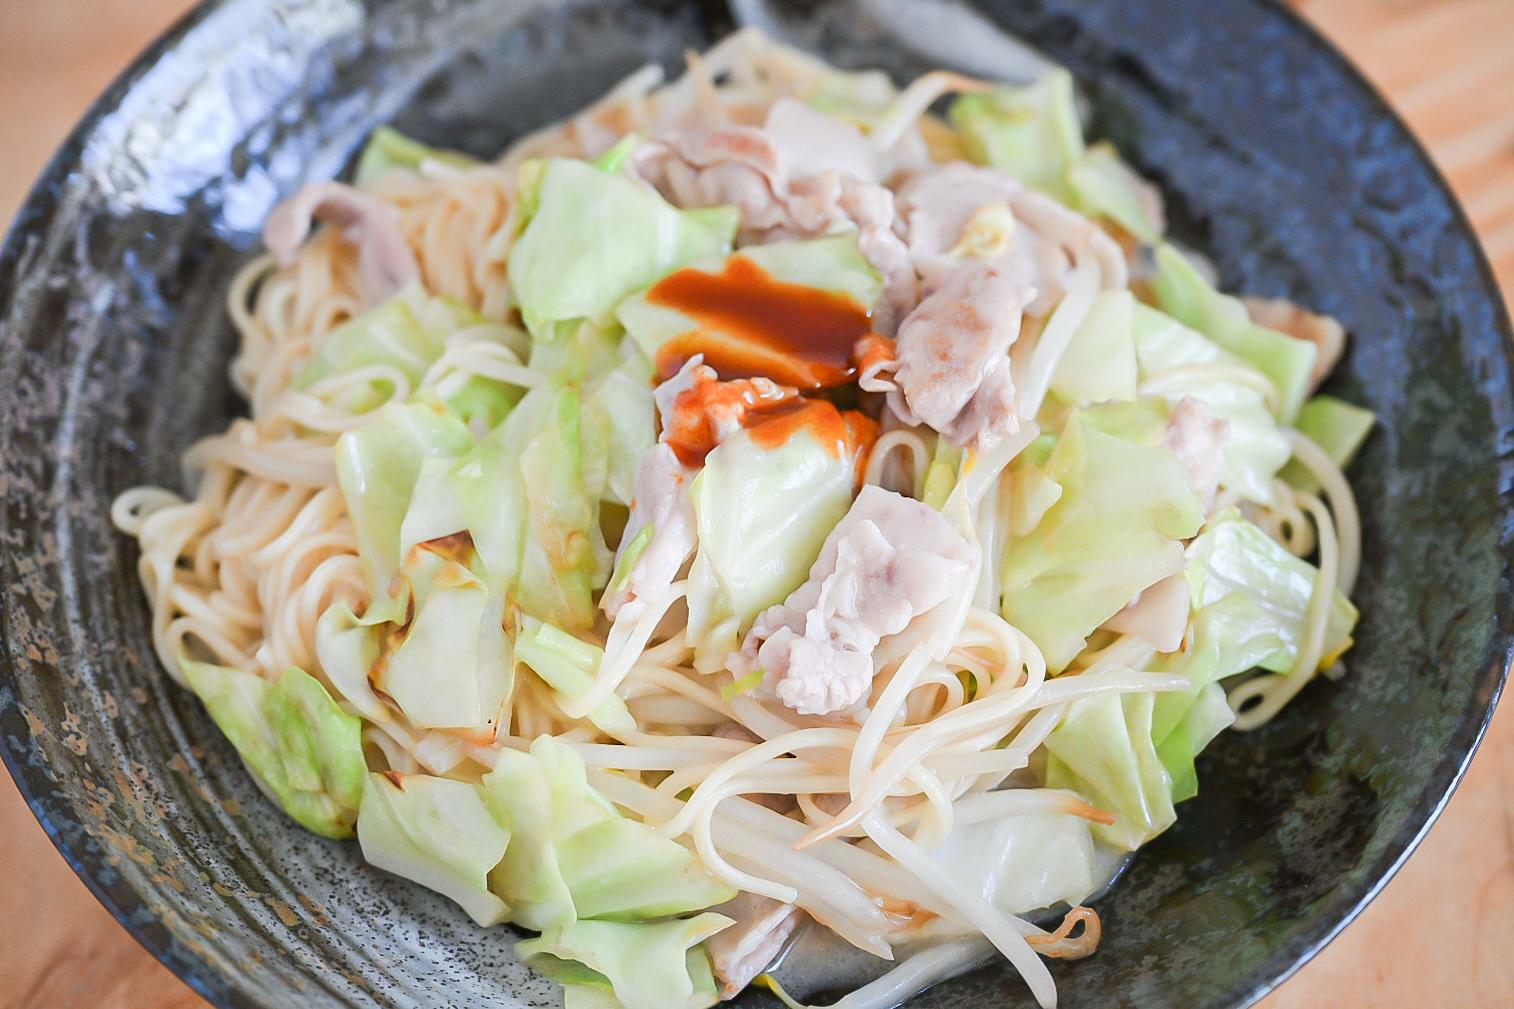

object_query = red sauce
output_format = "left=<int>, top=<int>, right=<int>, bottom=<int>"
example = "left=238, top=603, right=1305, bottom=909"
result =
left=648, top=256, right=875, bottom=390
left=661, top=366, right=877, bottom=473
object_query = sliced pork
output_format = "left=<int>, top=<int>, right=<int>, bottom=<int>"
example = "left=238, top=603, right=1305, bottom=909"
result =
left=626, top=120, right=915, bottom=331
left=731, top=486, right=974, bottom=716
left=1164, top=396, right=1229, bottom=510
left=263, top=181, right=419, bottom=305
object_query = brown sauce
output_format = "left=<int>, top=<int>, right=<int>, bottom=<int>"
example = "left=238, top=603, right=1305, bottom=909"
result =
left=648, top=255, right=875, bottom=390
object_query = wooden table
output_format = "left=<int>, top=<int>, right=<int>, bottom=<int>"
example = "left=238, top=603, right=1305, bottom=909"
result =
left=1, top=1, right=1510, bottom=1006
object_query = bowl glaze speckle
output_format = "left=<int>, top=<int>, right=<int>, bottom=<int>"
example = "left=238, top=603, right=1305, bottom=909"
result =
left=1, top=2, right=1509, bottom=1008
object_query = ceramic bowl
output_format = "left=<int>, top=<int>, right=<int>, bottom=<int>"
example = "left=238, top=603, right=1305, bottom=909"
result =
left=1, top=1, right=1509, bottom=1007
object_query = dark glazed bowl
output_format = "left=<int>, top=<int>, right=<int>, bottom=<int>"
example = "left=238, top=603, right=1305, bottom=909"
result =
left=1, top=1, right=1509, bottom=1007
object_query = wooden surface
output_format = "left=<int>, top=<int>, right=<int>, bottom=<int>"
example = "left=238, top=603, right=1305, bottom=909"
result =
left=1, top=1, right=1510, bottom=1006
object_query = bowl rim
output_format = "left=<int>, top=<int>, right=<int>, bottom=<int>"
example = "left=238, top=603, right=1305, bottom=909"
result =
left=0, top=1, right=1509, bottom=1007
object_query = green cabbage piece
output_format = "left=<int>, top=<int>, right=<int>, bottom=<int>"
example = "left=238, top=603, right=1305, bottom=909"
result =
left=356, top=771, right=512, bottom=926
left=1132, top=303, right=1293, bottom=504
left=509, top=157, right=738, bottom=338
left=517, top=913, right=732, bottom=1009
left=483, top=737, right=735, bottom=930
left=1146, top=592, right=1286, bottom=802
left=529, top=318, right=627, bottom=383
left=1154, top=682, right=1234, bottom=805
left=515, top=619, right=633, bottom=734
left=617, top=235, right=881, bottom=381
left=807, top=66, right=897, bottom=121
left=948, top=69, right=1084, bottom=199
left=354, top=126, right=476, bottom=186
left=685, top=423, right=857, bottom=672
left=1073, top=397, right=1171, bottom=446
left=1149, top=245, right=1317, bottom=423
left=293, top=282, right=522, bottom=428
left=1280, top=395, right=1375, bottom=494
left=1001, top=413, right=1203, bottom=672
left=1048, top=289, right=1138, bottom=407
left=922, top=437, right=964, bottom=511
left=376, top=544, right=512, bottom=734
left=181, top=662, right=365, bottom=839
left=1185, top=509, right=1358, bottom=672
left=1044, top=691, right=1174, bottom=850
left=448, top=383, right=611, bottom=630
left=1067, top=142, right=1163, bottom=244
left=592, top=134, right=643, bottom=174
left=1049, top=510, right=1359, bottom=827
left=313, top=601, right=387, bottom=721
left=582, top=350, right=657, bottom=508
left=335, top=400, right=474, bottom=622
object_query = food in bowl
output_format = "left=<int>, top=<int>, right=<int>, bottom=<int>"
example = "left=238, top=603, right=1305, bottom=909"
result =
left=112, top=29, right=1371, bottom=1009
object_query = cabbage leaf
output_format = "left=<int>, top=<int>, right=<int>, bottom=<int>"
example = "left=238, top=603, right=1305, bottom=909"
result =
left=182, top=662, right=365, bottom=839
left=509, top=157, right=738, bottom=338
left=685, top=422, right=857, bottom=671
left=1132, top=303, right=1292, bottom=504
left=517, top=913, right=731, bottom=1009
left=1048, top=289, right=1137, bottom=407
left=483, top=737, right=735, bottom=930
left=356, top=771, right=512, bottom=926
left=294, top=282, right=521, bottom=428
left=1001, top=414, right=1203, bottom=672
left=1280, top=395, right=1375, bottom=494
left=948, top=69, right=1084, bottom=200
left=355, top=126, right=475, bottom=186
left=1149, top=246, right=1317, bottom=423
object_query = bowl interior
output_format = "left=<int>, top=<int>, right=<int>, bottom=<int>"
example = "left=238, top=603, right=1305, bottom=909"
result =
left=1, top=1, right=1509, bottom=1008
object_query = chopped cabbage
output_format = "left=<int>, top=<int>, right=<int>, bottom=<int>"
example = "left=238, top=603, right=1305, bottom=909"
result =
left=1132, top=303, right=1292, bottom=504
left=182, top=662, right=365, bottom=839
left=949, top=69, right=1084, bottom=200
left=356, top=771, right=511, bottom=925
left=335, top=400, right=474, bottom=622
left=354, top=126, right=475, bottom=186
left=1001, top=414, right=1203, bottom=672
left=294, top=282, right=521, bottom=428
left=484, top=737, right=735, bottom=929
left=929, top=812, right=1099, bottom=916
left=1044, top=692, right=1174, bottom=851
left=685, top=422, right=858, bottom=671
left=1281, top=395, right=1375, bottom=493
left=1149, top=245, right=1317, bottom=423
left=509, top=157, right=738, bottom=337
left=1067, top=142, right=1163, bottom=244
left=515, top=620, right=634, bottom=735
left=1049, top=290, right=1137, bottom=407
left=517, top=913, right=731, bottom=1009
left=1185, top=509, right=1357, bottom=672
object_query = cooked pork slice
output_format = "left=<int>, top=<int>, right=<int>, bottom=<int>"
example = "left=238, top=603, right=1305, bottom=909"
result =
left=732, top=486, right=974, bottom=716
left=890, top=261, right=1031, bottom=449
left=706, top=892, right=804, bottom=1000
left=1163, top=395, right=1230, bottom=510
left=263, top=181, right=419, bottom=305
left=1103, top=571, right=1191, bottom=653
left=628, top=125, right=914, bottom=330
